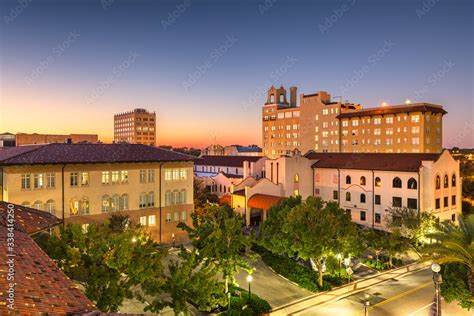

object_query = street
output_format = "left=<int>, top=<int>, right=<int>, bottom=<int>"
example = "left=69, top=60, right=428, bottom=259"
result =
left=297, top=268, right=472, bottom=316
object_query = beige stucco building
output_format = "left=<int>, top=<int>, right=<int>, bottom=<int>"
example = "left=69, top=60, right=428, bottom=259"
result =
left=0, top=143, right=195, bottom=244
left=262, top=86, right=446, bottom=157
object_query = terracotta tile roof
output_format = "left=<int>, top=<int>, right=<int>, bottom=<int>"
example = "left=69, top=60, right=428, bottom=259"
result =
left=196, top=155, right=263, bottom=168
left=0, top=202, right=61, bottom=234
left=247, top=194, right=284, bottom=210
left=0, top=143, right=196, bottom=166
left=336, top=103, right=446, bottom=119
left=0, top=226, right=97, bottom=315
left=305, top=152, right=441, bottom=172
left=0, top=145, right=42, bottom=162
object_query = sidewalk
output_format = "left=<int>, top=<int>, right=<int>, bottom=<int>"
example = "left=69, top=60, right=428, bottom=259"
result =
left=270, top=261, right=431, bottom=315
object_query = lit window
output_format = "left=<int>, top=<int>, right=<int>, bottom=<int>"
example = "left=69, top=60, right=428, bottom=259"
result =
left=165, top=169, right=172, bottom=181
left=111, top=171, right=119, bottom=184
left=81, top=172, right=90, bottom=186
left=34, top=174, right=44, bottom=189
left=139, top=216, right=147, bottom=226
left=121, top=170, right=129, bottom=183
left=173, top=169, right=180, bottom=180
left=180, top=168, right=187, bottom=180
left=102, top=171, right=110, bottom=185
left=148, top=215, right=156, bottom=226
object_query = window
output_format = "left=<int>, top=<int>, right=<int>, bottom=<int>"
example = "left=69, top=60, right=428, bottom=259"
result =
left=435, top=198, right=440, bottom=209
left=294, top=174, right=299, bottom=183
left=166, top=213, right=171, bottom=223
left=333, top=190, right=339, bottom=200
left=444, top=174, right=449, bottom=188
left=148, top=191, right=155, bottom=207
left=45, top=199, right=55, bottom=214
left=34, top=174, right=44, bottom=189
left=392, top=177, right=402, bottom=188
left=111, top=195, right=120, bottom=211
left=452, top=195, right=456, bottom=206
left=451, top=214, right=456, bottom=222
left=346, top=192, right=351, bottom=201
left=46, top=173, right=55, bottom=188
left=165, top=191, right=171, bottom=206
left=165, top=169, right=172, bottom=181
left=180, top=190, right=187, bottom=204
left=411, top=115, right=420, bottom=123
left=375, top=177, right=381, bottom=187
left=174, top=211, right=179, bottom=222
left=360, top=194, right=366, bottom=203
left=32, top=200, right=43, bottom=211
left=70, top=172, right=79, bottom=187
left=148, top=170, right=155, bottom=183
left=386, top=117, right=393, bottom=124
left=173, top=169, right=180, bottom=180
left=360, top=211, right=366, bottom=221
left=435, top=175, right=441, bottom=189
left=80, top=197, right=90, bottom=214
left=21, top=201, right=31, bottom=208
left=148, top=215, right=156, bottom=226
left=102, top=171, right=110, bottom=185
left=444, top=196, right=448, bottom=207
left=360, top=176, right=366, bottom=186
left=407, top=198, right=418, bottom=209
left=120, top=194, right=129, bottom=210
left=180, top=168, right=187, bottom=180
left=375, top=213, right=381, bottom=224
left=407, top=178, right=417, bottom=189
left=346, top=175, right=351, bottom=184
left=121, top=170, right=129, bottom=183
left=111, top=171, right=119, bottom=184
left=181, top=211, right=187, bottom=221
left=102, top=195, right=111, bottom=212
left=392, top=196, right=402, bottom=207
left=139, top=216, right=147, bottom=226
left=174, top=190, right=180, bottom=204
left=139, top=193, right=147, bottom=208
left=81, top=172, right=90, bottom=186
left=452, top=174, right=456, bottom=187
left=139, top=170, right=147, bottom=183
left=374, top=118, right=381, bottom=125
left=375, top=194, right=382, bottom=205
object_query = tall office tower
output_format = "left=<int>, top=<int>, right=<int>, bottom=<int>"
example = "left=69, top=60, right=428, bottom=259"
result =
left=114, top=108, right=156, bottom=146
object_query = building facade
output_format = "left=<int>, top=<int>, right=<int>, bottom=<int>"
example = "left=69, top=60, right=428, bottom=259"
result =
left=231, top=150, right=461, bottom=229
left=114, top=108, right=156, bottom=146
left=262, top=86, right=446, bottom=157
left=0, top=143, right=195, bottom=244
left=8, top=133, right=98, bottom=146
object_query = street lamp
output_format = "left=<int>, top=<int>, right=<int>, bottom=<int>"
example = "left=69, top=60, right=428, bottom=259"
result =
left=336, top=253, right=342, bottom=279
left=431, top=263, right=443, bottom=316
left=246, top=274, right=253, bottom=302
left=364, top=292, right=371, bottom=316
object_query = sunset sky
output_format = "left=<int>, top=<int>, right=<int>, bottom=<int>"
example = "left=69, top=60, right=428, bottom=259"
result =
left=0, top=0, right=472, bottom=148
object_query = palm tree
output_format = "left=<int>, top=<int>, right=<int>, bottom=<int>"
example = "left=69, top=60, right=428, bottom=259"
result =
left=423, top=214, right=474, bottom=296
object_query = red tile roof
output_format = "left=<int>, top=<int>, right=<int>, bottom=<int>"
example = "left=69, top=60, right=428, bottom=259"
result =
left=305, top=152, right=441, bottom=172
left=0, top=227, right=97, bottom=315
left=196, top=155, right=263, bottom=168
left=0, top=143, right=196, bottom=166
left=247, top=194, right=284, bottom=210
left=336, top=103, right=446, bottom=119
left=0, top=202, right=62, bottom=234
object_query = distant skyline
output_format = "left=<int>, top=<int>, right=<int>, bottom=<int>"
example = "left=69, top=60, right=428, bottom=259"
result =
left=1, top=0, right=472, bottom=148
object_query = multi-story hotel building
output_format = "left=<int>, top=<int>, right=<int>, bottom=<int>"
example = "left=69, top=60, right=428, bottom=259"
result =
left=114, top=108, right=156, bottom=146
left=262, top=86, right=446, bottom=157
left=231, top=150, right=461, bottom=229
left=0, top=143, right=195, bottom=244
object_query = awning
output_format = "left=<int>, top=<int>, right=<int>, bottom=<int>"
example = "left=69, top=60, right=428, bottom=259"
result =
left=247, top=194, right=284, bottom=210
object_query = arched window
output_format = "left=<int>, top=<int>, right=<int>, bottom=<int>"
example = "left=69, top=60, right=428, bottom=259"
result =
left=21, top=201, right=31, bottom=208
left=294, top=174, right=299, bottom=183
left=111, top=195, right=120, bottom=212
left=139, top=192, right=147, bottom=208
left=102, top=195, right=111, bottom=212
left=392, top=177, right=402, bottom=188
left=279, top=94, right=284, bottom=103
left=45, top=199, right=55, bottom=215
left=270, top=94, right=275, bottom=103
left=181, top=189, right=187, bottom=204
left=33, top=200, right=43, bottom=211
left=346, top=175, right=351, bottom=184
left=360, top=176, right=366, bottom=186
left=165, top=191, right=171, bottom=206
left=120, top=194, right=129, bottom=210
left=174, top=190, right=180, bottom=204
left=407, top=178, right=417, bottom=189
left=219, top=184, right=222, bottom=192
left=435, top=175, right=441, bottom=189
left=80, top=197, right=89, bottom=215
left=346, top=192, right=351, bottom=201
left=148, top=191, right=155, bottom=207
left=452, top=174, right=456, bottom=187
left=375, top=177, right=381, bottom=187
left=360, top=194, right=366, bottom=203
left=444, top=174, right=449, bottom=188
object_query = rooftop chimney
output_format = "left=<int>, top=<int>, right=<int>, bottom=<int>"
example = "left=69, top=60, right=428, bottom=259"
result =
left=290, top=86, right=297, bottom=107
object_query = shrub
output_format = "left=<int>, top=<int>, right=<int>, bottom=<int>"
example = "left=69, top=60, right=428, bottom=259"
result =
left=221, top=285, right=271, bottom=315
